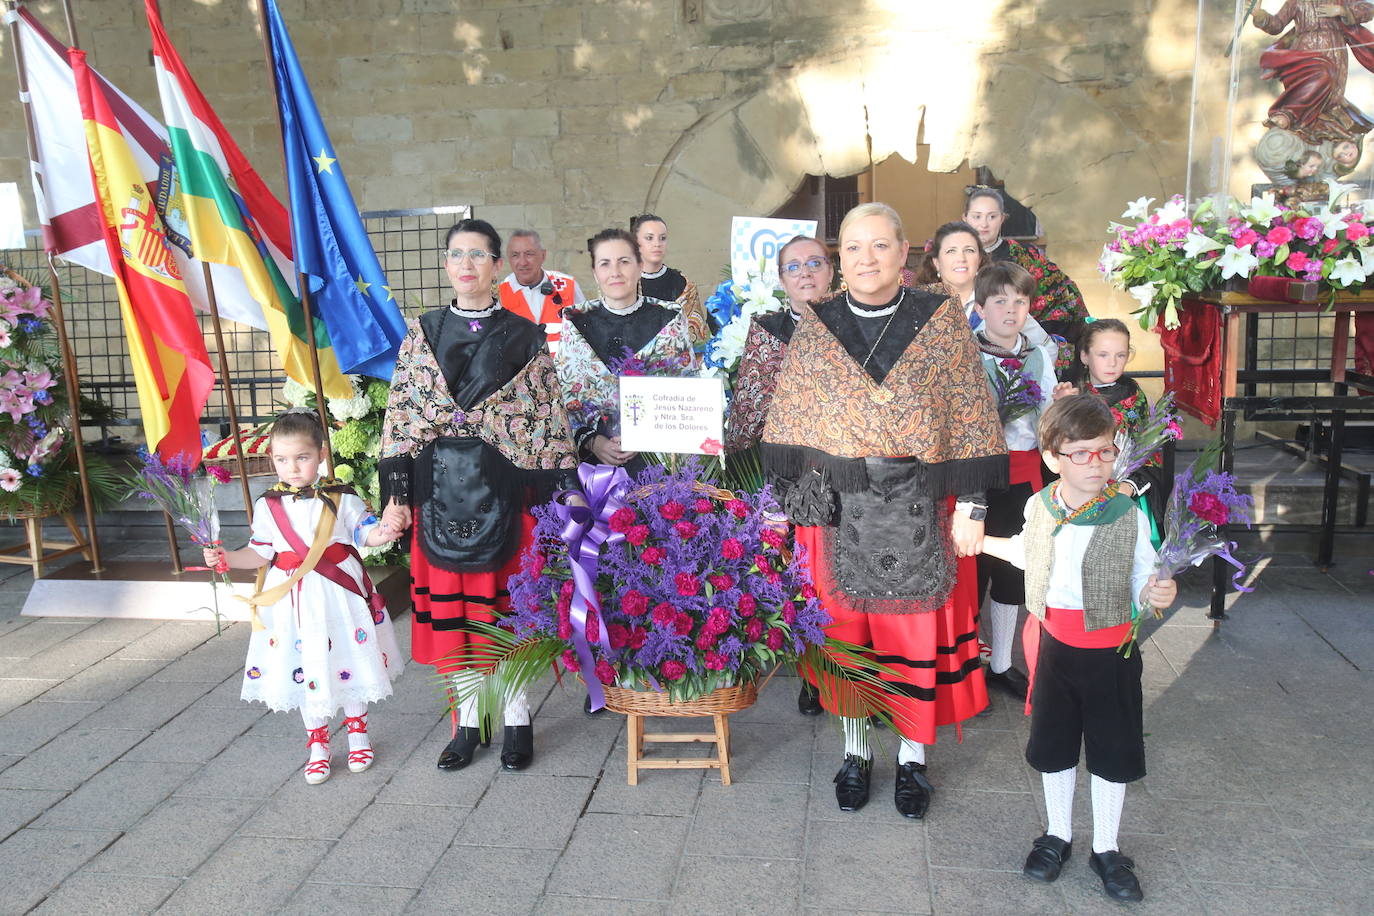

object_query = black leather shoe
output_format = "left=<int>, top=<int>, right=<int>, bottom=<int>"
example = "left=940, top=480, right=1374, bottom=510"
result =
left=1089, top=850, right=1144, bottom=902
left=797, top=681, right=823, bottom=716
left=986, top=666, right=1030, bottom=700
left=499, top=724, right=534, bottom=771
left=1022, top=834, right=1072, bottom=882
left=583, top=695, right=605, bottom=717
left=436, top=726, right=487, bottom=771
left=893, top=761, right=934, bottom=819
left=833, top=754, right=872, bottom=811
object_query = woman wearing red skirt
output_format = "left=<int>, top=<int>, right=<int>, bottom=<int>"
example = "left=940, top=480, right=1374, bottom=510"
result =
left=761, top=202, right=1007, bottom=819
left=380, top=218, right=578, bottom=772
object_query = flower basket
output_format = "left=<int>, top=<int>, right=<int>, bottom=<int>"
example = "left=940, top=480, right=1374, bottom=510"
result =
left=600, top=679, right=758, bottom=717
left=5, top=479, right=75, bottom=521
left=201, top=424, right=275, bottom=478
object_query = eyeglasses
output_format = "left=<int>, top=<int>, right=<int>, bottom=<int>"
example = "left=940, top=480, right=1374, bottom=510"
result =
left=781, top=257, right=828, bottom=275
left=444, top=248, right=493, bottom=264
left=1056, top=446, right=1120, bottom=466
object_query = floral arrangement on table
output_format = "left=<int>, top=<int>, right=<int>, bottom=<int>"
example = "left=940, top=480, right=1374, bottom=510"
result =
left=125, top=448, right=235, bottom=633
left=989, top=357, right=1044, bottom=426
left=445, top=461, right=899, bottom=723
left=1120, top=438, right=1254, bottom=651
left=281, top=375, right=399, bottom=566
left=701, top=276, right=788, bottom=381
left=0, top=270, right=122, bottom=518
left=1099, top=186, right=1373, bottom=330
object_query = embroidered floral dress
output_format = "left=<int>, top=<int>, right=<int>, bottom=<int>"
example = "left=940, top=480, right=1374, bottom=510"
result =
left=240, top=488, right=403, bottom=717
left=724, top=309, right=799, bottom=454
left=987, top=238, right=1088, bottom=374
left=641, top=265, right=709, bottom=346
left=1086, top=376, right=1167, bottom=539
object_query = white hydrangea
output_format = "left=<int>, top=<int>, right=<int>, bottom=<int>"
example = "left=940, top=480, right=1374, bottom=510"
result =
left=282, top=378, right=314, bottom=407
left=0, top=447, right=14, bottom=471
left=328, top=392, right=371, bottom=421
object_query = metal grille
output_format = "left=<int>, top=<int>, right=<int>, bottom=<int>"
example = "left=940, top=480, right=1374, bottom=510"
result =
left=0, top=205, right=469, bottom=442
left=1245, top=311, right=1354, bottom=402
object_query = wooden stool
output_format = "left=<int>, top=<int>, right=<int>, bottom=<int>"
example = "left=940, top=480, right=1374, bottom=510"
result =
left=0, top=513, right=92, bottom=578
left=625, top=710, right=734, bottom=786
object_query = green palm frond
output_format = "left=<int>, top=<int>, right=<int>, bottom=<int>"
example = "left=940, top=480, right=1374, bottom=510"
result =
left=431, top=622, right=566, bottom=743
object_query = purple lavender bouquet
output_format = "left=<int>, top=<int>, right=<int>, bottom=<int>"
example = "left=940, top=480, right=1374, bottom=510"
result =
left=1111, top=391, right=1181, bottom=483
left=444, top=460, right=901, bottom=719
left=991, top=357, right=1043, bottom=425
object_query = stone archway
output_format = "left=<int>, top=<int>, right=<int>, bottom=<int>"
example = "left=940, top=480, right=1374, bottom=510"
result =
left=646, top=46, right=1165, bottom=320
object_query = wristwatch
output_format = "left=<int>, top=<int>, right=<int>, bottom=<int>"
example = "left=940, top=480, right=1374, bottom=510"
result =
left=955, top=499, right=987, bottom=521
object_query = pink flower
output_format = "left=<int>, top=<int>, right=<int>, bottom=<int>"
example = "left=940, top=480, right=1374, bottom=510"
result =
left=607, top=623, right=629, bottom=649
left=674, top=572, right=701, bottom=596
left=1166, top=420, right=1183, bottom=440
left=696, top=631, right=719, bottom=650
left=1233, top=228, right=1259, bottom=248
left=708, top=573, right=734, bottom=591
left=595, top=659, right=617, bottom=685
left=699, top=437, right=723, bottom=456
left=674, top=520, right=699, bottom=540
left=1346, top=220, right=1370, bottom=241
left=1293, top=217, right=1322, bottom=241
left=652, top=602, right=678, bottom=627
left=753, top=554, right=771, bottom=570
left=999, top=358, right=1023, bottom=371
left=745, top=618, right=764, bottom=642
left=622, top=589, right=649, bottom=616
left=627, top=626, right=647, bottom=649
left=585, top=609, right=600, bottom=643
left=766, top=628, right=784, bottom=650
left=1189, top=491, right=1229, bottom=526
left=726, top=499, right=749, bottom=519
left=721, top=538, right=744, bottom=560
left=0, top=388, right=34, bottom=422
left=737, top=594, right=757, bottom=616
left=562, top=649, right=579, bottom=672
left=1266, top=225, right=1293, bottom=246
left=625, top=524, right=650, bottom=546
left=526, top=551, right=546, bottom=575
left=0, top=468, right=20, bottom=493
left=801, top=583, right=817, bottom=600
left=658, top=500, right=686, bottom=521
left=608, top=506, right=636, bottom=533
left=207, top=465, right=232, bottom=484
left=1285, top=251, right=1311, bottom=272
left=1322, top=238, right=1341, bottom=255
left=660, top=660, right=686, bottom=681
left=782, top=605, right=797, bottom=624
left=703, top=651, right=728, bottom=671
left=674, top=613, right=694, bottom=636
left=760, top=527, right=784, bottom=549
left=693, top=498, right=714, bottom=514
left=640, top=546, right=665, bottom=566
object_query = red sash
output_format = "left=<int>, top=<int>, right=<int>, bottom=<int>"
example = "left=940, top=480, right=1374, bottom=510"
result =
left=1021, top=607, right=1133, bottom=716
left=266, top=497, right=385, bottom=612
left=1008, top=448, right=1044, bottom=489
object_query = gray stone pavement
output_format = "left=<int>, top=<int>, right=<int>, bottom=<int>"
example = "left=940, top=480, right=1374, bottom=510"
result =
left=1, top=536, right=1372, bottom=915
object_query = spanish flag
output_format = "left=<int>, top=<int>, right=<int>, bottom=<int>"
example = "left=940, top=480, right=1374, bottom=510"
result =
left=144, top=1, right=350, bottom=397
left=72, top=49, right=213, bottom=464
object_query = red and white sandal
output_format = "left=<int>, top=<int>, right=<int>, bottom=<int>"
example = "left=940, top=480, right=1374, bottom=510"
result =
left=343, top=713, right=374, bottom=773
left=304, top=725, right=331, bottom=785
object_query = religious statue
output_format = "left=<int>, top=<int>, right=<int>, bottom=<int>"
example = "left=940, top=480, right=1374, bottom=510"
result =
left=1252, top=1, right=1374, bottom=145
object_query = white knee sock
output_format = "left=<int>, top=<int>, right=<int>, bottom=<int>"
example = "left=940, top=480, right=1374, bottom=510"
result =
left=1091, top=775, right=1127, bottom=854
left=1042, top=767, right=1076, bottom=842
left=301, top=712, right=329, bottom=762
left=504, top=687, right=530, bottom=727
left=450, top=670, right=483, bottom=728
left=897, top=738, right=926, bottom=766
left=342, top=702, right=369, bottom=752
left=842, top=717, right=871, bottom=760
left=989, top=600, right=1019, bottom=674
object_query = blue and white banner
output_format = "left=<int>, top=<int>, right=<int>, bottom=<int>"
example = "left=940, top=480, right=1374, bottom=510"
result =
left=730, top=216, right=819, bottom=288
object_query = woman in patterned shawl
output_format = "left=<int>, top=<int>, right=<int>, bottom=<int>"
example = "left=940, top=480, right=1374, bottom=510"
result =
left=379, top=219, right=579, bottom=774
left=631, top=213, right=710, bottom=346
left=964, top=187, right=1088, bottom=374
left=762, top=203, right=1007, bottom=820
left=555, top=228, right=698, bottom=478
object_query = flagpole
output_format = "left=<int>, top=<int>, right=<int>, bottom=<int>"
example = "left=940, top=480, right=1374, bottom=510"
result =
left=253, top=0, right=332, bottom=466
left=201, top=264, right=255, bottom=521
left=7, top=0, right=104, bottom=573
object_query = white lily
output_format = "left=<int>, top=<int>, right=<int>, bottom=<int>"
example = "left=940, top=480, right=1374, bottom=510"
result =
left=1217, top=244, right=1260, bottom=280
left=1155, top=197, right=1188, bottom=224
left=1098, top=245, right=1130, bottom=275
left=1127, top=281, right=1159, bottom=309
left=1327, top=181, right=1360, bottom=209
left=1329, top=255, right=1366, bottom=287
left=1317, top=207, right=1349, bottom=239
left=1122, top=196, right=1155, bottom=220
left=1182, top=231, right=1224, bottom=259
left=1360, top=245, right=1374, bottom=275
left=1241, top=193, right=1283, bottom=224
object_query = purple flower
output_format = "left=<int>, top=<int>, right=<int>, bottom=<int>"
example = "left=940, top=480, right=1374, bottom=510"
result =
left=1255, top=239, right=1276, bottom=258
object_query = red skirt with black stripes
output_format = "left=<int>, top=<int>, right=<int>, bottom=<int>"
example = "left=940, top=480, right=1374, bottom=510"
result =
left=796, top=525, right=988, bottom=744
left=408, top=514, right=536, bottom=673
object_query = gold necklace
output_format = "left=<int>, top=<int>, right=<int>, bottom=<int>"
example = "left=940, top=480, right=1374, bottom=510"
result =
left=851, top=291, right=903, bottom=403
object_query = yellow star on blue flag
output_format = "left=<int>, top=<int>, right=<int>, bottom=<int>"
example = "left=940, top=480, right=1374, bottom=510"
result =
left=312, top=148, right=336, bottom=174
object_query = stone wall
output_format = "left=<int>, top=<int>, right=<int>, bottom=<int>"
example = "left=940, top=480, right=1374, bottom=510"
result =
left=3, top=0, right=1199, bottom=374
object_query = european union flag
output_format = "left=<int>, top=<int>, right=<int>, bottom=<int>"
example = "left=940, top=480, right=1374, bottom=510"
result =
left=262, top=0, right=406, bottom=380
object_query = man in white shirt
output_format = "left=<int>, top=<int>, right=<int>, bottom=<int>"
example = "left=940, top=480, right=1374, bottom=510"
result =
left=496, top=229, right=586, bottom=353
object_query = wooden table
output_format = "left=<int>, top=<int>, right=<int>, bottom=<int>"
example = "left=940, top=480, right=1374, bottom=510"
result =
left=1176, top=292, right=1374, bottom=620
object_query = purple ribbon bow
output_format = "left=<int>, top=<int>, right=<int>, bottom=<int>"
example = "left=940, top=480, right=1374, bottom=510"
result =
left=552, top=463, right=631, bottom=711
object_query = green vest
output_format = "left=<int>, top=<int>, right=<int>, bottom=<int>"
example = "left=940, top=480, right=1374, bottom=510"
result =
left=1023, top=490, right=1138, bottom=632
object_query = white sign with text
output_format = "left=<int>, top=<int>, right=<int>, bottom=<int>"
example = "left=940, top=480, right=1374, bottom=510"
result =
left=618, top=376, right=725, bottom=455
left=730, top=216, right=819, bottom=288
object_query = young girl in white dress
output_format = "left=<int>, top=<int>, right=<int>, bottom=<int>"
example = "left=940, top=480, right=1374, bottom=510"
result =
left=204, top=411, right=408, bottom=785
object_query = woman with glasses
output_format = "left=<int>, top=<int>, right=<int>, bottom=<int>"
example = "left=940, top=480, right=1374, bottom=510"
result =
left=762, top=203, right=1006, bottom=820
left=555, top=228, right=697, bottom=477
left=724, top=235, right=835, bottom=716
left=631, top=213, right=710, bottom=346
left=379, top=218, right=579, bottom=773
left=964, top=187, right=1088, bottom=372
